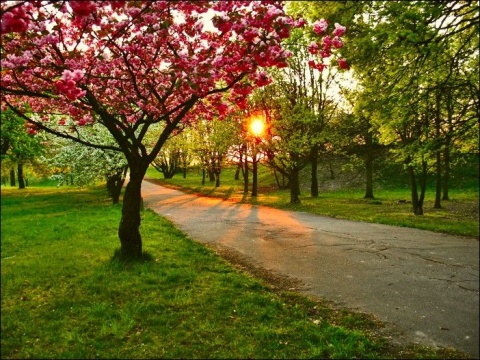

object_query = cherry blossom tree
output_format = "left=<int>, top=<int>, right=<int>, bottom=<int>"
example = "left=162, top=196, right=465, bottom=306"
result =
left=1, top=1, right=344, bottom=258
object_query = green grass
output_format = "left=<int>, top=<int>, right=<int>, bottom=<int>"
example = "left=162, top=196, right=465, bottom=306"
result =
left=146, top=165, right=479, bottom=238
left=1, top=186, right=470, bottom=359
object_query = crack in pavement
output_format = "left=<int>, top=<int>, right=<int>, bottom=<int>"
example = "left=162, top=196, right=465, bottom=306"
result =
left=405, top=251, right=472, bottom=268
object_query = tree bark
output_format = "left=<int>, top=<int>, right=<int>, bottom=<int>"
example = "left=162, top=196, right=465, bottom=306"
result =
left=242, top=144, right=249, bottom=194
left=442, top=146, right=450, bottom=200
left=118, top=163, right=147, bottom=259
left=208, top=170, right=215, bottom=182
left=107, top=166, right=128, bottom=204
left=434, top=150, right=442, bottom=208
left=234, top=162, right=240, bottom=180
left=290, top=168, right=301, bottom=204
left=408, top=164, right=423, bottom=215
left=407, top=158, right=427, bottom=216
left=9, top=168, right=15, bottom=187
left=17, top=162, right=25, bottom=189
left=329, top=162, right=335, bottom=180
left=364, top=132, right=374, bottom=199
left=251, top=153, right=258, bottom=197
left=434, top=92, right=442, bottom=209
left=310, top=144, right=319, bottom=197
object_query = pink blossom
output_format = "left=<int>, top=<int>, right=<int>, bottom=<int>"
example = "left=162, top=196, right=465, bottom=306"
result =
left=308, top=42, right=319, bottom=55
left=332, top=23, right=346, bottom=37
left=1, top=6, right=30, bottom=33
left=63, top=69, right=84, bottom=82
left=322, top=36, right=332, bottom=50
left=68, top=106, right=81, bottom=117
left=308, top=60, right=327, bottom=72
left=320, top=50, right=331, bottom=58
left=243, top=28, right=258, bottom=42
left=277, top=25, right=291, bottom=39
left=2, top=51, right=32, bottom=68
left=312, top=19, right=328, bottom=35
left=215, top=102, right=229, bottom=118
left=337, top=58, right=349, bottom=70
left=253, top=71, right=271, bottom=87
left=108, top=1, right=126, bottom=10
left=25, top=122, right=38, bottom=135
left=56, top=70, right=85, bottom=100
left=332, top=37, right=344, bottom=49
left=294, top=18, right=306, bottom=28
left=40, top=57, right=53, bottom=66
left=266, top=5, right=283, bottom=19
left=77, top=115, right=92, bottom=126
left=69, top=1, right=97, bottom=17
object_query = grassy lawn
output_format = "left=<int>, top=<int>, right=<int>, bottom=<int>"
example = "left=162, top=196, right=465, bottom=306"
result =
left=1, top=186, right=470, bottom=359
left=146, top=165, right=479, bottom=239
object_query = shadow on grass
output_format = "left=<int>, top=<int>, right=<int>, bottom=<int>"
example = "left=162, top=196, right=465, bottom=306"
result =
left=110, top=248, right=155, bottom=268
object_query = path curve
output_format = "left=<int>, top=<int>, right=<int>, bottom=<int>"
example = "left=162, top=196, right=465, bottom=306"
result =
left=141, top=180, right=479, bottom=357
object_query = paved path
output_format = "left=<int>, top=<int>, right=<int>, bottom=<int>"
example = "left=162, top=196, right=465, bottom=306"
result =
left=141, top=180, right=479, bottom=357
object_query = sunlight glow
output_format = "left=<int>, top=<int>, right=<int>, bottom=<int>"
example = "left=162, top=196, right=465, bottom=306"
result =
left=249, top=116, right=265, bottom=137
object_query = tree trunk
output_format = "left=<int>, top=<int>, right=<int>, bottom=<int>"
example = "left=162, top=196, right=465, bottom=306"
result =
left=9, top=168, right=15, bottom=187
left=364, top=132, right=374, bottom=199
left=118, top=163, right=147, bottom=259
left=214, top=171, right=220, bottom=187
left=407, top=159, right=427, bottom=216
left=234, top=163, right=240, bottom=180
left=434, top=92, right=442, bottom=209
left=251, top=153, right=258, bottom=197
left=273, top=168, right=288, bottom=189
left=290, top=168, right=301, bottom=204
left=434, top=150, right=442, bottom=208
left=235, top=149, right=242, bottom=181
left=310, top=145, right=319, bottom=197
left=408, top=164, right=423, bottom=215
left=419, top=158, right=428, bottom=212
left=201, top=168, right=206, bottom=185
left=208, top=170, right=215, bottom=182
left=107, top=166, right=128, bottom=204
left=329, top=162, right=335, bottom=180
left=17, top=162, right=25, bottom=189
left=242, top=146, right=249, bottom=194
left=273, top=168, right=281, bottom=189
left=442, top=146, right=450, bottom=200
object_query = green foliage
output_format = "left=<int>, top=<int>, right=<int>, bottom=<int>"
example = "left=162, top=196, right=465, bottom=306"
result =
left=192, top=117, right=241, bottom=182
left=1, top=108, right=44, bottom=161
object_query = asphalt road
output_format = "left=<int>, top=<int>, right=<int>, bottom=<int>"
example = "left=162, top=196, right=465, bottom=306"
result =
left=141, top=179, right=479, bottom=357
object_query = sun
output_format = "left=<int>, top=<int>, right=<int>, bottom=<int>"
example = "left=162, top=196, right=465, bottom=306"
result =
left=249, top=116, right=265, bottom=137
